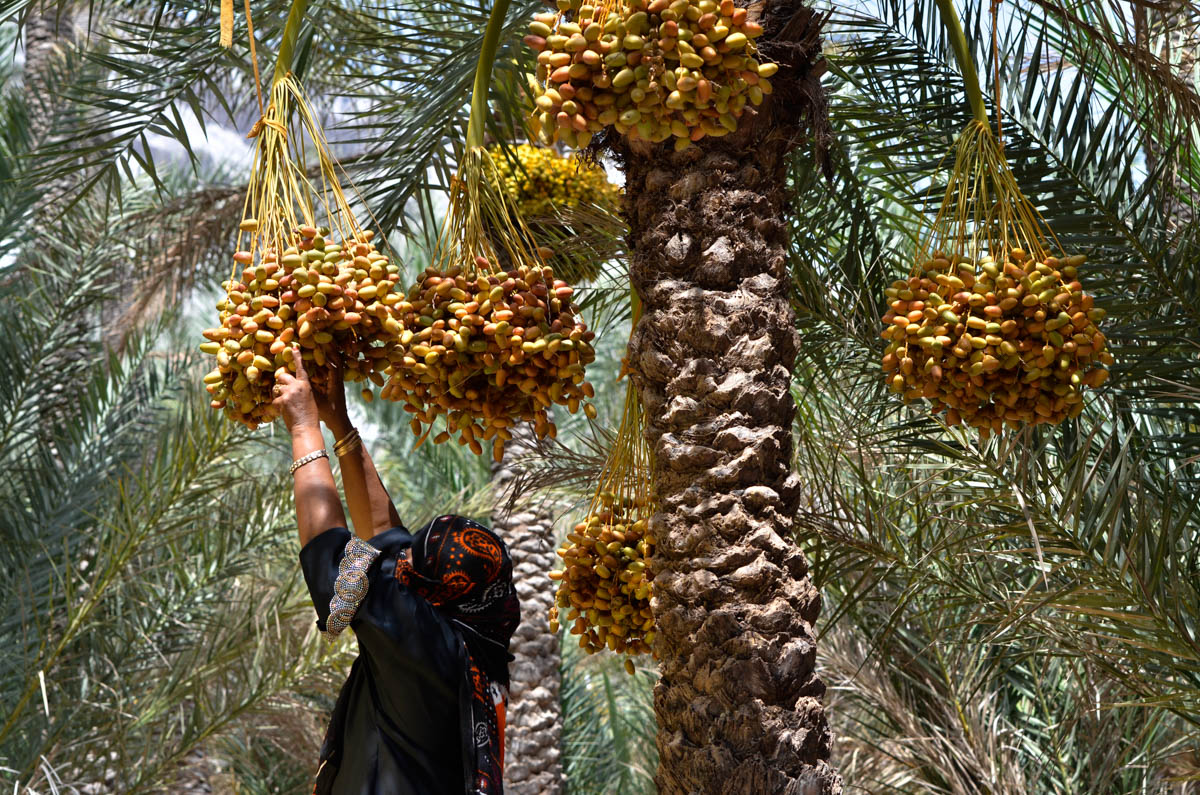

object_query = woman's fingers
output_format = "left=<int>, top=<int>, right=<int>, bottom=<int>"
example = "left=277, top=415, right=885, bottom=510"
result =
left=291, top=346, right=308, bottom=380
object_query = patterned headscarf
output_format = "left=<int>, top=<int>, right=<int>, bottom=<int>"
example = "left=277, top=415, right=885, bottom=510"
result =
left=396, top=515, right=520, bottom=794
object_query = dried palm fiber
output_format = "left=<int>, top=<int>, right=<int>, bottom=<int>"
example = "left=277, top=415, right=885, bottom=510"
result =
left=488, top=143, right=621, bottom=283
left=524, top=0, right=777, bottom=151
left=220, top=0, right=234, bottom=48
left=199, top=8, right=403, bottom=429
left=882, top=128, right=1110, bottom=436
left=381, top=146, right=597, bottom=461
left=549, top=300, right=655, bottom=669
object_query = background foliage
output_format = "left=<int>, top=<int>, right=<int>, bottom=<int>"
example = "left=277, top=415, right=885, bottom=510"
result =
left=1, top=0, right=1197, bottom=791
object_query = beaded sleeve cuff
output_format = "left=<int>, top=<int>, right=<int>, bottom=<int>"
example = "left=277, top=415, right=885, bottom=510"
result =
left=323, top=537, right=381, bottom=640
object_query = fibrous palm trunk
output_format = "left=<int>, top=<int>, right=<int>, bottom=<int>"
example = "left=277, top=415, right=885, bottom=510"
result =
left=491, top=427, right=565, bottom=794
left=1140, top=1, right=1200, bottom=232
left=22, top=10, right=62, bottom=146
left=621, top=1, right=841, bottom=792
left=22, top=8, right=78, bottom=228
left=22, top=10, right=96, bottom=443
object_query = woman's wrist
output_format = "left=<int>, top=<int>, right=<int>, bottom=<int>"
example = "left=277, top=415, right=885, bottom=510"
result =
left=290, top=422, right=325, bottom=454
left=325, top=411, right=353, bottom=438
left=288, top=417, right=322, bottom=435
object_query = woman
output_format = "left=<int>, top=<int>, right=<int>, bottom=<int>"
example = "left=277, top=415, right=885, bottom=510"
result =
left=272, top=346, right=520, bottom=795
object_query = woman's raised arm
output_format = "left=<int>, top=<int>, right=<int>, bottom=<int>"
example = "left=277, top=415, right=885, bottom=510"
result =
left=273, top=347, right=347, bottom=548
left=314, top=360, right=402, bottom=539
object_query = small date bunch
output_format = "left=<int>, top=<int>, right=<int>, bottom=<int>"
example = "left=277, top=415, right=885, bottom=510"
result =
left=548, top=372, right=656, bottom=673
left=551, top=492, right=655, bottom=664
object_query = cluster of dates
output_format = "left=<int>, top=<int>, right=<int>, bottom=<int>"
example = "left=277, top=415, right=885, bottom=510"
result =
left=883, top=249, right=1112, bottom=433
left=526, top=0, right=776, bottom=150
left=381, top=258, right=597, bottom=461
left=550, top=493, right=655, bottom=667
left=200, top=226, right=403, bottom=428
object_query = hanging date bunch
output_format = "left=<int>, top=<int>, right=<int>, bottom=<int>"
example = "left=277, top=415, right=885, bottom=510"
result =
left=380, top=146, right=596, bottom=461
left=549, top=376, right=655, bottom=668
left=198, top=75, right=404, bottom=428
left=525, top=0, right=775, bottom=151
left=881, top=120, right=1112, bottom=437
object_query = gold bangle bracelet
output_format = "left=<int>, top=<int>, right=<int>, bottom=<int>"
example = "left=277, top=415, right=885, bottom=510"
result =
left=333, top=427, right=361, bottom=457
left=334, top=427, right=358, bottom=454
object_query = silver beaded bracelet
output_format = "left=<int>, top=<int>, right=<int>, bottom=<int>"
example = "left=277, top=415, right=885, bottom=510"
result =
left=289, top=448, right=329, bottom=476
left=323, top=537, right=381, bottom=640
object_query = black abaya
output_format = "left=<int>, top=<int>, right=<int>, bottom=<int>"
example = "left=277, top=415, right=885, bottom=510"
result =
left=301, top=526, right=466, bottom=795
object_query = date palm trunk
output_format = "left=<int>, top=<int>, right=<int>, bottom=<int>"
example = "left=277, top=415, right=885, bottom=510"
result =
left=23, top=10, right=62, bottom=146
left=1142, top=1, right=1199, bottom=232
left=22, top=8, right=78, bottom=229
left=621, top=1, right=841, bottom=792
left=491, top=427, right=565, bottom=794
left=21, top=9, right=99, bottom=448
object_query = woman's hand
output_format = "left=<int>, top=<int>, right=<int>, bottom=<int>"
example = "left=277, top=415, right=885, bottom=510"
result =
left=272, top=346, right=321, bottom=433
left=311, top=352, right=350, bottom=431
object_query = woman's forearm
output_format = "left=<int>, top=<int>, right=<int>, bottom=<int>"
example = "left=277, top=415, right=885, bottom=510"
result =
left=291, top=422, right=347, bottom=547
left=327, top=414, right=401, bottom=538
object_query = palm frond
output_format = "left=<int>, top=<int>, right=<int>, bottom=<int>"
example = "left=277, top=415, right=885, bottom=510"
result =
left=329, top=0, right=543, bottom=232
left=26, top=3, right=239, bottom=214
left=560, top=641, right=657, bottom=795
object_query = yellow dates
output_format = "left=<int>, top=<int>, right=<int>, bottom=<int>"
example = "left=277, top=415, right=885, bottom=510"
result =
left=526, top=0, right=777, bottom=149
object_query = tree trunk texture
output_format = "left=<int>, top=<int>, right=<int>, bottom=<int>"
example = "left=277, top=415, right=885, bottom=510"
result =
left=22, top=9, right=78, bottom=228
left=620, top=1, right=841, bottom=792
left=491, top=427, right=566, bottom=795
left=21, top=11, right=110, bottom=461
left=1137, top=1, right=1195, bottom=234
left=22, top=10, right=62, bottom=147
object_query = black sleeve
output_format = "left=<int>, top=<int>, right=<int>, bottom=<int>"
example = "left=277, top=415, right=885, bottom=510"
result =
left=299, top=526, right=353, bottom=631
